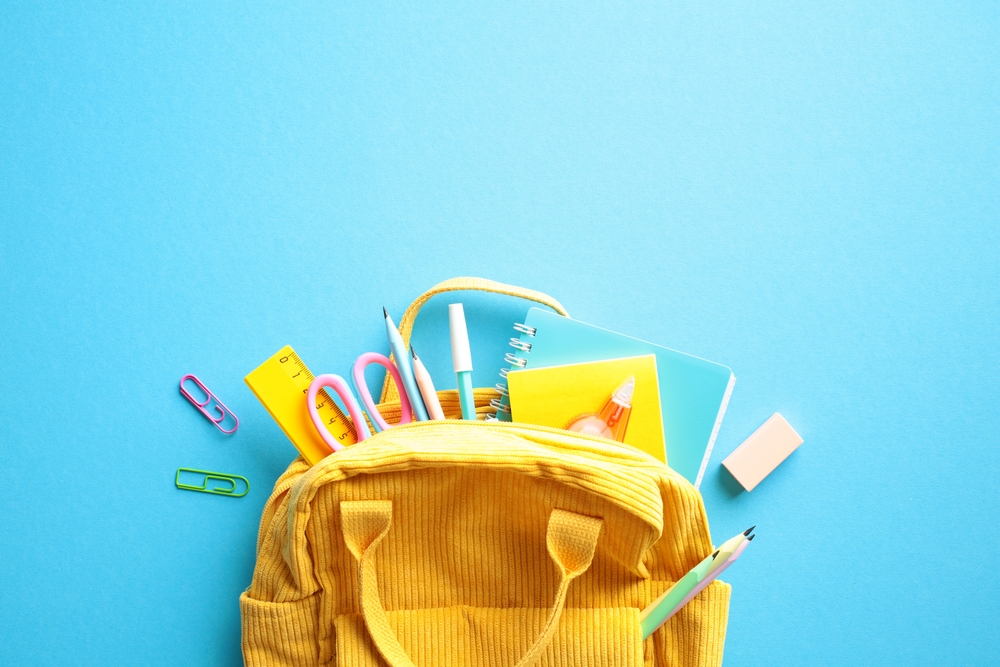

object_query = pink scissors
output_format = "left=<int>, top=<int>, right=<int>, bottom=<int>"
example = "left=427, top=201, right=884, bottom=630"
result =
left=307, top=352, right=413, bottom=452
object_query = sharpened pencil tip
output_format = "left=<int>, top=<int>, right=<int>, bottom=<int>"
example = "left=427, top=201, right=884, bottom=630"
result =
left=383, top=306, right=388, bottom=318
left=747, top=534, right=755, bottom=541
left=411, top=347, right=418, bottom=360
left=712, top=550, right=719, bottom=558
left=744, top=525, right=756, bottom=536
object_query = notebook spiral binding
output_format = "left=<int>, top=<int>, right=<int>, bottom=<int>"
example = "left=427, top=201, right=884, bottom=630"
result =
left=509, top=337, right=532, bottom=352
left=488, top=322, right=536, bottom=420
left=504, top=353, right=528, bottom=367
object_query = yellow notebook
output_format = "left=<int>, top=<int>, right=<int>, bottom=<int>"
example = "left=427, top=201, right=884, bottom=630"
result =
left=506, top=354, right=667, bottom=463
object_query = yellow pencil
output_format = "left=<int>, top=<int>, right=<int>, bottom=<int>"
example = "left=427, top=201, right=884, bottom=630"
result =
left=411, top=348, right=446, bottom=420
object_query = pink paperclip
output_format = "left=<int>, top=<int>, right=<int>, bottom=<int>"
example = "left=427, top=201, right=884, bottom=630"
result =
left=179, top=374, right=239, bottom=434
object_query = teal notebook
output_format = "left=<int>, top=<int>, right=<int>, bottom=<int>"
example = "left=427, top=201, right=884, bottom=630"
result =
left=493, top=307, right=735, bottom=488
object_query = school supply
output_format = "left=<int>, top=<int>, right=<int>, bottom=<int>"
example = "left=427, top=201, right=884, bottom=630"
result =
left=242, top=426, right=731, bottom=667
left=307, top=374, right=372, bottom=449
left=639, top=550, right=717, bottom=640
left=566, top=375, right=634, bottom=441
left=638, top=525, right=752, bottom=639
left=507, top=355, right=666, bottom=462
left=448, top=303, right=476, bottom=420
left=179, top=374, right=239, bottom=433
left=175, top=468, right=249, bottom=497
left=410, top=348, right=445, bottom=420
left=349, top=352, right=414, bottom=434
left=722, top=413, right=803, bottom=491
left=669, top=535, right=754, bottom=628
left=706, top=525, right=755, bottom=576
left=385, top=307, right=430, bottom=421
left=243, top=278, right=731, bottom=667
left=307, top=353, right=418, bottom=449
left=245, top=346, right=358, bottom=466
left=494, top=307, right=735, bottom=488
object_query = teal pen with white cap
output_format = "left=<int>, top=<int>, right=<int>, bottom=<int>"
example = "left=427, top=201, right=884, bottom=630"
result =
left=449, top=303, right=476, bottom=420
left=383, top=307, right=430, bottom=421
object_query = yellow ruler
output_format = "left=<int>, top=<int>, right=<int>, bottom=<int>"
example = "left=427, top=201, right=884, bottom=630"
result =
left=245, top=345, right=357, bottom=465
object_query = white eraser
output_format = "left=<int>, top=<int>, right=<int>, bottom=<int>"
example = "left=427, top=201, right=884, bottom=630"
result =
left=448, top=303, right=473, bottom=372
left=722, top=413, right=803, bottom=492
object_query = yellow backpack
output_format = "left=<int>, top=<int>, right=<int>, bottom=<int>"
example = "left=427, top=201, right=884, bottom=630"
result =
left=240, top=279, right=731, bottom=667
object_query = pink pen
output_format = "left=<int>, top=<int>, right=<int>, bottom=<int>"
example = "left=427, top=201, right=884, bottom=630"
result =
left=661, top=536, right=753, bottom=623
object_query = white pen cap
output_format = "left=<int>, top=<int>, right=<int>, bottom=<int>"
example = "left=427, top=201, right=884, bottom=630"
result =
left=448, top=303, right=473, bottom=372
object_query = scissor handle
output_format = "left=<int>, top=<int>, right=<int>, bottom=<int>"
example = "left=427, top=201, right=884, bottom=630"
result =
left=353, top=352, right=413, bottom=432
left=307, top=374, right=371, bottom=452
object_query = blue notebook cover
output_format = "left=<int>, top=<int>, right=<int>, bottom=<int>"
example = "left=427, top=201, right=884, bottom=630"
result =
left=496, top=307, right=735, bottom=488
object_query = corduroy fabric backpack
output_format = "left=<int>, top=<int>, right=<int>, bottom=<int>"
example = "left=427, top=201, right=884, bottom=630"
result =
left=240, top=279, right=731, bottom=667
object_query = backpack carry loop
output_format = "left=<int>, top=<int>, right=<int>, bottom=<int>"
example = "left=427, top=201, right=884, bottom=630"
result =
left=379, top=277, right=569, bottom=406
left=341, top=500, right=603, bottom=667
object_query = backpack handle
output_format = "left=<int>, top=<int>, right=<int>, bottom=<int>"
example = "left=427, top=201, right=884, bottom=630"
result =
left=379, top=277, right=569, bottom=405
left=341, top=500, right=603, bottom=667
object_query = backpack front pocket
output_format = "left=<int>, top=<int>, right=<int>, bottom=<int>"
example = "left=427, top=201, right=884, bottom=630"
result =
left=241, top=592, right=322, bottom=667
left=334, top=606, right=645, bottom=667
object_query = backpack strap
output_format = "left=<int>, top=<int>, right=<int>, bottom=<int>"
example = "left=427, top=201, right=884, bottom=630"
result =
left=379, top=277, right=569, bottom=405
left=341, top=500, right=603, bottom=667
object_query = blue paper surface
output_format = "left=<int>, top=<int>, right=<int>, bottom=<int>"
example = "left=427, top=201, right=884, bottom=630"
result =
left=2, top=2, right=998, bottom=666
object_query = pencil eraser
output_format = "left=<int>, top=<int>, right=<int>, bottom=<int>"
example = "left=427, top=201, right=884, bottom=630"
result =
left=722, top=413, right=803, bottom=492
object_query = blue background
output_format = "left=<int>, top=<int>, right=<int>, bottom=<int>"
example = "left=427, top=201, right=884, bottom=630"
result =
left=2, top=1, right=997, bottom=665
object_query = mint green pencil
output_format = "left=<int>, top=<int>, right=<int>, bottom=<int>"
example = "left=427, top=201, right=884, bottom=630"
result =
left=640, top=551, right=717, bottom=639
left=640, top=526, right=755, bottom=638
left=706, top=525, right=754, bottom=576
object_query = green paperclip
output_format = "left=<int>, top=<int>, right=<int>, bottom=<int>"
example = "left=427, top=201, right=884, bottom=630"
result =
left=175, top=468, right=250, bottom=497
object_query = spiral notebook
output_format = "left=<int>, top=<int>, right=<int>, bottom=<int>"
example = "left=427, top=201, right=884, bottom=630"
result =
left=491, top=307, right=735, bottom=488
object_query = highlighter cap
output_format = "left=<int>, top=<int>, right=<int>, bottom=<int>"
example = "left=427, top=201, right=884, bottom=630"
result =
left=448, top=303, right=473, bottom=372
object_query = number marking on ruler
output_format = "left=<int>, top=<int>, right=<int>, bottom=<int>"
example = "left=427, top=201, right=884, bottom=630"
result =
left=245, top=345, right=358, bottom=465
